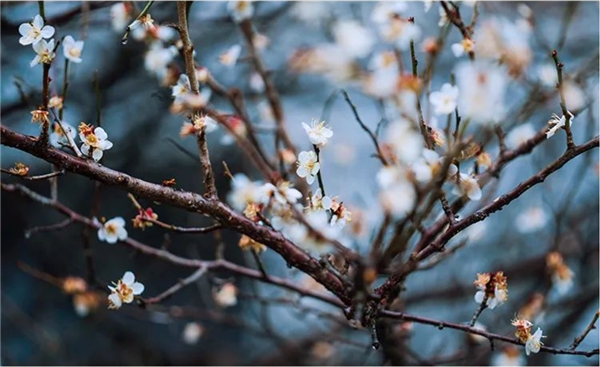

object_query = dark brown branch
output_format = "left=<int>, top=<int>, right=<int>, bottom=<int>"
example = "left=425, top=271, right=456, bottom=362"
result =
left=1, top=168, right=65, bottom=181
left=341, top=90, right=388, bottom=166
left=569, top=310, right=599, bottom=350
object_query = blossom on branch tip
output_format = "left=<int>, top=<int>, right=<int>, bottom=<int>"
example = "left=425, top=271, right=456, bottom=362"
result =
left=227, top=1, right=253, bottom=23
left=30, top=39, right=55, bottom=67
left=546, top=252, right=574, bottom=295
left=309, top=188, right=333, bottom=212
left=296, top=150, right=320, bottom=185
left=219, top=44, right=242, bottom=67
left=214, top=283, right=238, bottom=307
left=546, top=111, right=574, bottom=139
left=473, top=271, right=508, bottom=309
left=451, top=38, right=475, bottom=58
left=132, top=207, right=158, bottom=230
left=62, top=35, right=84, bottom=63
left=453, top=173, right=482, bottom=201
left=8, top=162, right=29, bottom=176
left=512, top=317, right=545, bottom=356
left=429, top=83, right=459, bottom=115
left=97, top=217, right=128, bottom=244
left=19, top=14, right=55, bottom=46
left=302, top=119, right=333, bottom=147
left=107, top=271, right=145, bottom=309
left=79, top=123, right=113, bottom=161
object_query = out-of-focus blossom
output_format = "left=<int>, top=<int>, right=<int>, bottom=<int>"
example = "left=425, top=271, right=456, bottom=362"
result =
left=491, top=345, right=525, bottom=366
left=62, top=277, right=87, bottom=294
left=170, top=88, right=212, bottom=115
left=182, top=322, right=204, bottom=345
left=288, top=45, right=358, bottom=83
left=19, top=14, right=54, bottom=45
left=411, top=149, right=457, bottom=183
left=50, top=121, right=76, bottom=148
left=239, top=235, right=267, bottom=253
left=475, top=17, right=532, bottom=77
left=546, top=252, right=575, bottom=295
left=108, top=271, right=145, bottom=309
left=430, top=83, right=459, bottom=115
left=214, top=283, right=238, bottom=307
left=296, top=150, right=320, bottom=185
left=48, top=95, right=63, bottom=110
left=62, top=35, right=84, bottom=63
left=302, top=119, right=333, bottom=147
left=518, top=293, right=546, bottom=324
left=438, top=6, right=449, bottom=27
left=371, top=2, right=408, bottom=25
left=362, top=51, right=399, bottom=98
left=30, top=39, right=55, bottom=67
left=563, top=81, right=586, bottom=111
left=330, top=200, right=352, bottom=229
left=546, top=111, right=574, bottom=139
left=451, top=38, right=475, bottom=58
left=227, top=1, right=253, bottom=23
left=455, top=61, right=507, bottom=125
left=97, top=217, right=128, bottom=244
left=473, top=272, right=508, bottom=309
left=453, top=173, right=482, bottom=201
left=310, top=188, right=333, bottom=211
left=73, top=291, right=102, bottom=317
left=291, top=2, right=329, bottom=27
left=468, top=322, right=488, bottom=344
left=332, top=20, right=375, bottom=59
left=506, top=123, right=537, bottom=149
left=377, top=166, right=417, bottom=217
left=515, top=206, right=548, bottom=233
left=219, top=44, right=242, bottom=67
left=249, top=72, right=265, bottom=93
left=110, top=2, right=132, bottom=31
left=383, top=119, right=424, bottom=165
left=537, top=64, right=557, bottom=87
left=227, top=174, right=265, bottom=211
left=145, top=43, right=176, bottom=79
left=130, top=14, right=155, bottom=31
left=79, top=123, right=113, bottom=161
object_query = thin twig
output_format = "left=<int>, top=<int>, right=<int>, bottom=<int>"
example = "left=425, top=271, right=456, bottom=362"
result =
left=144, top=266, right=207, bottom=304
left=1, top=168, right=65, bottom=181
left=551, top=50, right=575, bottom=149
left=569, top=310, right=599, bottom=350
left=24, top=217, right=74, bottom=238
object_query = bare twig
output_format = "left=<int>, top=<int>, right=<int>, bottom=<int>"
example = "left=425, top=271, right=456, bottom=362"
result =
left=551, top=50, right=575, bottom=149
left=568, top=310, right=599, bottom=350
left=1, top=168, right=65, bottom=181
left=144, top=267, right=207, bottom=304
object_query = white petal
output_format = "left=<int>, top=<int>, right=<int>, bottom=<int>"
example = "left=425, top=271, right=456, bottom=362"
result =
left=19, top=23, right=33, bottom=37
left=296, top=166, right=308, bottom=177
left=122, top=271, right=135, bottom=285
left=108, top=293, right=122, bottom=308
left=105, top=233, right=118, bottom=244
left=116, top=227, right=128, bottom=240
left=94, top=127, right=108, bottom=140
left=30, top=55, right=41, bottom=68
left=451, top=43, right=464, bottom=57
left=81, top=144, right=90, bottom=156
left=97, top=228, right=106, bottom=241
left=322, top=196, right=333, bottom=210
left=92, top=149, right=103, bottom=161
left=306, top=175, right=315, bottom=185
left=130, top=282, right=145, bottom=295
left=32, top=15, right=44, bottom=29
left=111, top=217, right=126, bottom=226
left=41, top=25, right=55, bottom=39
left=474, top=291, right=485, bottom=304
left=311, top=162, right=320, bottom=175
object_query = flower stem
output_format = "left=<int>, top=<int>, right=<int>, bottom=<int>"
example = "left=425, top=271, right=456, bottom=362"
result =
left=469, top=294, right=488, bottom=327
left=59, top=59, right=69, bottom=121
left=38, top=1, right=46, bottom=22
left=313, top=145, right=326, bottom=197
left=552, top=50, right=575, bottom=150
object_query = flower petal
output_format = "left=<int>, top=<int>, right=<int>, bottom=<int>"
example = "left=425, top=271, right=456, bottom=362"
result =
left=130, top=282, right=145, bottom=295
left=40, top=25, right=55, bottom=39
left=122, top=271, right=135, bottom=285
left=108, top=292, right=122, bottom=308
left=94, top=127, right=108, bottom=140
left=92, top=149, right=103, bottom=162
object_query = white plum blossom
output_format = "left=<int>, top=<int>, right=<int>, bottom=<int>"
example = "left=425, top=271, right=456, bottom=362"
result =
left=385, top=119, right=424, bottom=164
left=410, top=149, right=457, bottom=183
left=249, top=72, right=265, bottom=93
left=438, top=6, right=449, bottom=27
left=453, top=173, right=482, bottom=201
left=302, top=119, right=333, bottom=147
left=110, top=2, right=132, bottom=31
left=129, top=14, right=155, bottom=31
left=371, top=2, right=408, bottom=25
left=290, top=2, right=329, bottom=27
left=219, top=44, right=242, bottom=67
left=515, top=206, right=549, bottom=233
left=429, top=83, right=459, bottom=115
left=108, top=271, right=145, bottom=309
left=491, top=347, right=525, bottom=366
left=261, top=181, right=302, bottom=207
left=455, top=61, right=507, bottom=125
left=79, top=126, right=113, bottom=162
left=451, top=39, right=475, bottom=58
left=362, top=51, right=399, bottom=98
left=310, top=188, right=333, bottom=211
left=49, top=122, right=76, bottom=148
left=537, top=64, right=558, bottom=87
left=62, top=35, right=84, bottom=63
left=182, top=322, right=204, bottom=345
left=296, top=150, right=320, bottom=185
left=563, top=81, right=586, bottom=112
left=214, top=283, right=238, bottom=307
left=30, top=39, right=55, bottom=67
left=525, top=328, right=544, bottom=356
left=227, top=173, right=265, bottom=211
left=377, top=166, right=417, bottom=217
left=172, top=74, right=192, bottom=102
left=332, top=20, right=375, bottom=59
left=424, top=0, right=434, bottom=12
left=506, top=123, right=537, bottom=149
left=144, top=43, right=176, bottom=79
left=97, top=217, right=128, bottom=244
left=474, top=273, right=508, bottom=310
left=227, top=1, right=253, bottom=23
left=19, top=14, right=55, bottom=46
left=546, top=111, right=574, bottom=139
left=474, top=286, right=506, bottom=309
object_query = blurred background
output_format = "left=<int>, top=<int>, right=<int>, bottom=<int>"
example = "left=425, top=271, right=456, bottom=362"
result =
left=1, top=1, right=599, bottom=365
